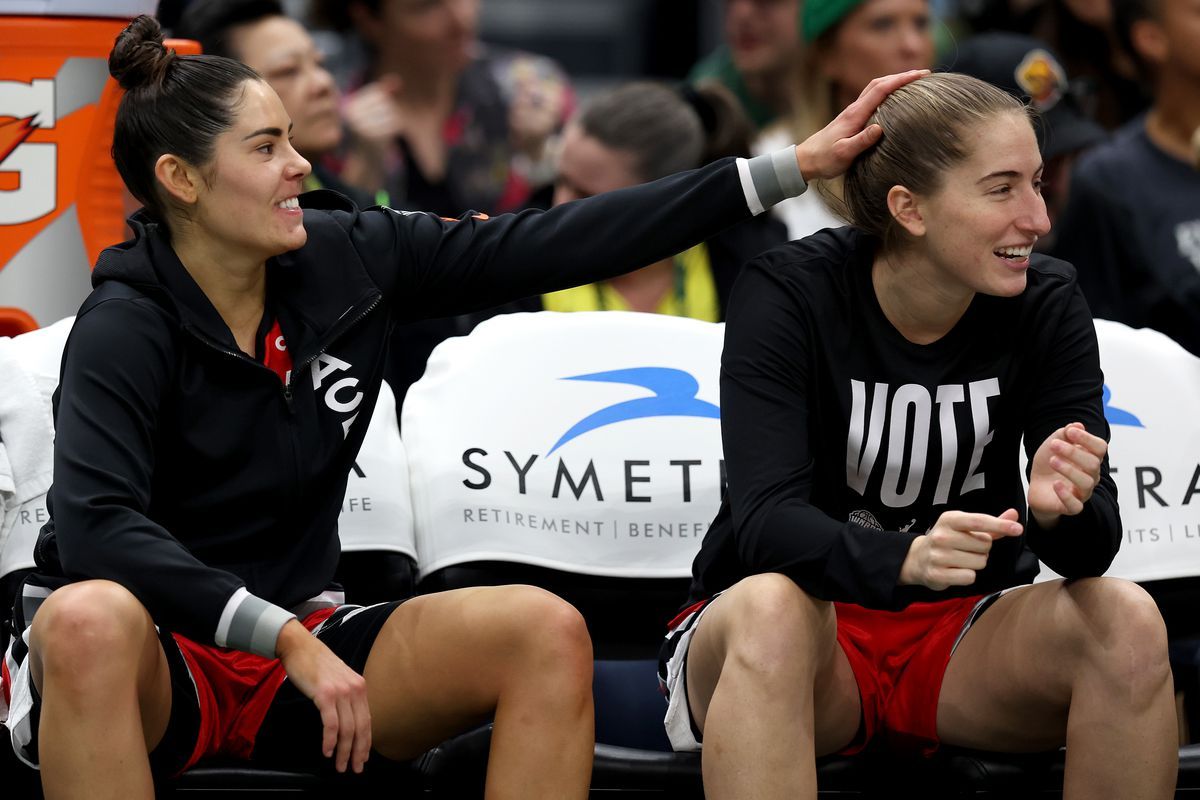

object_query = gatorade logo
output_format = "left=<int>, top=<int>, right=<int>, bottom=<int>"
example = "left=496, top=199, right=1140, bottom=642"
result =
left=0, top=79, right=56, bottom=226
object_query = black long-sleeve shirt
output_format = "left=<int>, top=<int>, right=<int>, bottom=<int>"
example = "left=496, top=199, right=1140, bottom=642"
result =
left=40, top=152, right=806, bottom=656
left=685, top=227, right=1121, bottom=610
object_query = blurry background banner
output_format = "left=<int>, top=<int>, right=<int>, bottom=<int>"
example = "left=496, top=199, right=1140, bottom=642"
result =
left=403, top=311, right=726, bottom=579
left=1038, top=319, right=1200, bottom=584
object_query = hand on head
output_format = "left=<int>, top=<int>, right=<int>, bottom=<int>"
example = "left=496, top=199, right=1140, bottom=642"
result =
left=898, top=508, right=1023, bottom=591
left=793, top=69, right=929, bottom=181
left=1028, top=422, right=1107, bottom=528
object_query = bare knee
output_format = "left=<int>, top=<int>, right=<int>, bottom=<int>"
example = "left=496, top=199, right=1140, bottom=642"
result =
left=719, top=573, right=836, bottom=683
left=31, top=580, right=152, bottom=687
left=1064, top=578, right=1170, bottom=699
left=490, top=585, right=593, bottom=696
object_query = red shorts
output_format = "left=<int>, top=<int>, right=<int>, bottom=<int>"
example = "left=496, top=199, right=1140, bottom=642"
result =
left=172, top=607, right=339, bottom=772
left=834, top=595, right=991, bottom=756
left=659, top=591, right=996, bottom=756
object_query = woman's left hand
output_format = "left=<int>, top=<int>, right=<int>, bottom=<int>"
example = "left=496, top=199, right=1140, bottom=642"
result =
left=794, top=69, right=929, bottom=181
left=1028, top=422, right=1107, bottom=528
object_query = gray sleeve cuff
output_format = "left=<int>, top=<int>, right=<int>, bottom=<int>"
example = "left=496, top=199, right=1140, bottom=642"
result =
left=214, top=587, right=297, bottom=657
left=735, top=147, right=809, bottom=215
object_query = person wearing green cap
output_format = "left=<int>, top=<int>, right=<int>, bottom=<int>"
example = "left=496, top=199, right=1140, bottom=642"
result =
left=763, top=0, right=934, bottom=240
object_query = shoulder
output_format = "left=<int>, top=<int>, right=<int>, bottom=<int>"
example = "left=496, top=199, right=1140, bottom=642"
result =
left=742, top=227, right=862, bottom=290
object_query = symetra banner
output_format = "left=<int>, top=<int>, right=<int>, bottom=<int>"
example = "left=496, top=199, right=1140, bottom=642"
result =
left=403, top=312, right=725, bottom=578
left=1038, top=320, right=1200, bottom=583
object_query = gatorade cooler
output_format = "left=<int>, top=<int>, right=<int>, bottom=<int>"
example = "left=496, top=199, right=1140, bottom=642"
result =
left=0, top=2, right=198, bottom=329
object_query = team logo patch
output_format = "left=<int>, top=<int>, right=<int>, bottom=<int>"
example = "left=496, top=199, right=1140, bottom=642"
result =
left=1014, top=49, right=1067, bottom=110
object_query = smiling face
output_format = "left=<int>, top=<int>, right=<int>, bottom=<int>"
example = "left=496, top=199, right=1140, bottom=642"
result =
left=228, top=16, right=342, bottom=158
left=901, top=111, right=1051, bottom=299
left=186, top=80, right=312, bottom=264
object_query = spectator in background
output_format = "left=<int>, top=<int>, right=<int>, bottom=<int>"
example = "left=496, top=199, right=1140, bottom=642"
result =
left=312, top=0, right=573, bottom=217
left=539, top=82, right=787, bottom=320
left=688, top=0, right=802, bottom=137
left=172, top=0, right=383, bottom=207
left=1051, top=0, right=1200, bottom=357
left=947, top=32, right=1107, bottom=250
left=763, top=0, right=935, bottom=241
left=955, top=0, right=1149, bottom=129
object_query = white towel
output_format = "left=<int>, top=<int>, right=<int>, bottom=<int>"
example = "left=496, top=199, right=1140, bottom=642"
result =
left=0, top=316, right=73, bottom=578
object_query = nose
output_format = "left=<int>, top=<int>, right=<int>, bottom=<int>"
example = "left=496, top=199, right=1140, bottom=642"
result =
left=286, top=140, right=312, bottom=182
left=1021, top=190, right=1052, bottom=237
left=310, top=63, right=337, bottom=98
left=898, top=22, right=929, bottom=61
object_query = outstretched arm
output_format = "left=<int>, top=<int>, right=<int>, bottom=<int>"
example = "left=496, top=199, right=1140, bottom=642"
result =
left=345, top=71, right=929, bottom=320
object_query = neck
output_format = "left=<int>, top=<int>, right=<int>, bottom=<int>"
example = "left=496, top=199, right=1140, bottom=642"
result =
left=376, top=59, right=459, bottom=108
left=608, top=257, right=676, bottom=312
left=1145, top=82, right=1200, bottom=163
left=172, top=228, right=267, bottom=353
left=871, top=250, right=973, bottom=345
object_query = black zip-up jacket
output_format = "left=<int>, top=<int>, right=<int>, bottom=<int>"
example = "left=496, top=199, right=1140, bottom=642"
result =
left=38, top=152, right=806, bottom=656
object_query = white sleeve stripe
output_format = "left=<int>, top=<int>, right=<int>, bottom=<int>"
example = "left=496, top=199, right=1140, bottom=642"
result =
left=214, top=587, right=250, bottom=648
left=735, top=158, right=764, bottom=216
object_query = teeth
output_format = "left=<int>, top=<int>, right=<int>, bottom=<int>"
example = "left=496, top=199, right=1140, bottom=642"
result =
left=995, top=245, right=1032, bottom=258
left=277, top=197, right=299, bottom=210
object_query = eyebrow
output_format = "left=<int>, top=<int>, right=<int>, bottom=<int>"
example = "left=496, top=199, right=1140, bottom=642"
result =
left=242, top=122, right=294, bottom=141
left=976, top=164, right=1045, bottom=184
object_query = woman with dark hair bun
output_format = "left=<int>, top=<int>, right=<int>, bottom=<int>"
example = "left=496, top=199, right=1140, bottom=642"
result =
left=0, top=14, right=923, bottom=799
left=659, top=72, right=1177, bottom=799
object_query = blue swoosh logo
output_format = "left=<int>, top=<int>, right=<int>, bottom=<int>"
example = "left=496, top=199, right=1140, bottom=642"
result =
left=1102, top=384, right=1143, bottom=427
left=548, top=367, right=720, bottom=454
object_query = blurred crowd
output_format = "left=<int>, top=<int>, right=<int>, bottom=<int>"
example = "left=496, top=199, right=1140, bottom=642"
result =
left=157, top=0, right=1200, bottom=376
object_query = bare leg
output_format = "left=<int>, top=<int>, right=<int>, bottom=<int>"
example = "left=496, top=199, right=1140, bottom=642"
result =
left=29, top=580, right=174, bottom=800
left=362, top=585, right=594, bottom=800
left=683, top=573, right=862, bottom=800
left=938, top=578, right=1177, bottom=800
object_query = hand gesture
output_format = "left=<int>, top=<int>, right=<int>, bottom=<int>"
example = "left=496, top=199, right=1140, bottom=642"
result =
left=793, top=69, right=929, bottom=181
left=1028, top=422, right=1107, bottom=528
left=343, top=74, right=405, bottom=147
left=276, top=620, right=372, bottom=773
left=899, top=508, right=1024, bottom=591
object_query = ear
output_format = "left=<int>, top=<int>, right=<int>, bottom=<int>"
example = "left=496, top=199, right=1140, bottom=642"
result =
left=887, top=185, right=925, bottom=238
left=154, top=154, right=201, bottom=206
left=1130, top=18, right=1168, bottom=66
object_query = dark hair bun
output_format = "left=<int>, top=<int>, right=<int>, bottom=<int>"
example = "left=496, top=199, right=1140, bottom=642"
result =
left=109, top=15, right=175, bottom=91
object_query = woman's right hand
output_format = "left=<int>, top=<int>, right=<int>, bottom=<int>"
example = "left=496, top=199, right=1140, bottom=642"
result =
left=898, top=509, right=1024, bottom=591
left=275, top=619, right=372, bottom=773
left=794, top=69, right=930, bottom=182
